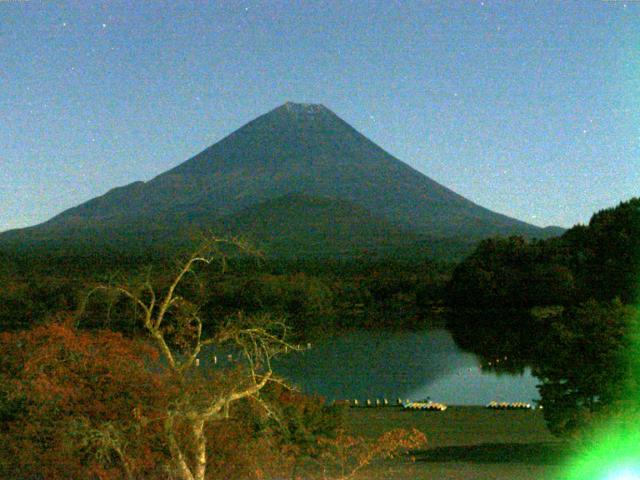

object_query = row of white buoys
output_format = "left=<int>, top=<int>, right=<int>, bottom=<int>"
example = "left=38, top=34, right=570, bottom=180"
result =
left=404, top=401, right=447, bottom=412
left=486, top=401, right=533, bottom=410
left=345, top=398, right=396, bottom=407
left=209, top=354, right=231, bottom=363
left=206, top=342, right=313, bottom=367
left=208, top=343, right=312, bottom=365
left=208, top=353, right=235, bottom=366
left=286, top=343, right=313, bottom=353
left=343, top=398, right=447, bottom=411
left=486, top=355, right=509, bottom=367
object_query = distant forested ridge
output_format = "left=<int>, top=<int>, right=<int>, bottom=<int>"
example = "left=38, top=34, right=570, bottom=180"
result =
left=0, top=247, right=452, bottom=336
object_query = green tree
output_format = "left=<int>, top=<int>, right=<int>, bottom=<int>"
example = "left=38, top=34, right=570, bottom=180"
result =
left=570, top=198, right=640, bottom=303
left=533, top=299, right=637, bottom=436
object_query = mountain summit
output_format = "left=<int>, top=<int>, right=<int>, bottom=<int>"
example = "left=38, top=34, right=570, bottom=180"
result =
left=2, top=102, right=559, bottom=257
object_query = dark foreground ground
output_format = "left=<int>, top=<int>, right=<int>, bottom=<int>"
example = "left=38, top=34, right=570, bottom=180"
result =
left=343, top=406, right=570, bottom=480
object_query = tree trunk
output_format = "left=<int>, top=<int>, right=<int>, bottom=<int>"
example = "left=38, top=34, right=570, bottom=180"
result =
left=193, top=419, right=207, bottom=480
left=165, top=416, right=195, bottom=480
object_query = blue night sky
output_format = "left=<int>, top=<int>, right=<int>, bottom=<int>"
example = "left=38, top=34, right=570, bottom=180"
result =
left=2, top=1, right=638, bottom=232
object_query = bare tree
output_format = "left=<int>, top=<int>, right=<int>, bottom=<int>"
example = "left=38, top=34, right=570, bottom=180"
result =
left=88, top=237, right=300, bottom=480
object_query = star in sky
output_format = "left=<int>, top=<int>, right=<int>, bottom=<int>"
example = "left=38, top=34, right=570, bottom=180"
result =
left=1, top=1, right=638, bottom=232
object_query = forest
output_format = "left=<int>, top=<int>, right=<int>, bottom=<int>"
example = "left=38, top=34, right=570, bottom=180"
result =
left=0, top=237, right=437, bottom=479
left=446, top=197, right=640, bottom=436
left=0, top=246, right=452, bottom=336
left=0, top=197, right=638, bottom=478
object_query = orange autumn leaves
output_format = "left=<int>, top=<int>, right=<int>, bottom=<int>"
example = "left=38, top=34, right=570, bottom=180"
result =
left=0, top=321, right=170, bottom=479
left=315, top=428, right=427, bottom=480
left=0, top=322, right=427, bottom=479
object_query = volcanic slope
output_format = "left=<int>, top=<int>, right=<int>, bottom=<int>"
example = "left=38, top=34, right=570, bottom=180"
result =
left=0, top=102, right=560, bottom=256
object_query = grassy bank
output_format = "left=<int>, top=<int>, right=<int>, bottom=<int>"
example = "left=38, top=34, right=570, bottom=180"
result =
left=343, top=406, right=570, bottom=479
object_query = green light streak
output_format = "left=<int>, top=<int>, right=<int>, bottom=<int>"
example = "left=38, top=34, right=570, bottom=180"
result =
left=560, top=299, right=640, bottom=479
left=562, top=425, right=640, bottom=479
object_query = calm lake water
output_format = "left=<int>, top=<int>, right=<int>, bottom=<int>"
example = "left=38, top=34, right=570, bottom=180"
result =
left=272, top=329, right=540, bottom=405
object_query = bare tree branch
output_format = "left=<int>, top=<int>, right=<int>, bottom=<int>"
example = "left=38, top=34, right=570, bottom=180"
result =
left=83, top=236, right=296, bottom=480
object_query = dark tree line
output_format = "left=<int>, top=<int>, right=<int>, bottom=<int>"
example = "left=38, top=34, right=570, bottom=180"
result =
left=446, top=197, right=640, bottom=435
left=0, top=248, right=452, bottom=337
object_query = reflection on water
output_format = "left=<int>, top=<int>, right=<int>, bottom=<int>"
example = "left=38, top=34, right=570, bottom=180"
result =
left=272, top=329, right=540, bottom=405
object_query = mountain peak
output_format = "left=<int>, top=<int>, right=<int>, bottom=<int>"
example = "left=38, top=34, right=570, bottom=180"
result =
left=279, top=101, right=328, bottom=115
left=4, top=103, right=558, bottom=251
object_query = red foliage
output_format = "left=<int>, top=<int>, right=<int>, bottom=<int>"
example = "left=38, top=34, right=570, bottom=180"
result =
left=0, top=322, right=338, bottom=480
left=0, top=322, right=425, bottom=480
left=0, top=321, right=171, bottom=479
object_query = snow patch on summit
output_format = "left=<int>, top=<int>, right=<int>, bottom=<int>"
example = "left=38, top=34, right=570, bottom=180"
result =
left=283, top=102, right=326, bottom=114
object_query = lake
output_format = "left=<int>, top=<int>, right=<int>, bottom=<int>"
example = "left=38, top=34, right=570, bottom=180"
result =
left=272, top=329, right=540, bottom=405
